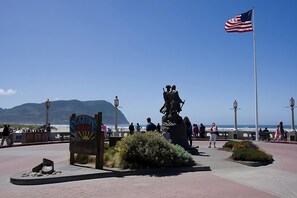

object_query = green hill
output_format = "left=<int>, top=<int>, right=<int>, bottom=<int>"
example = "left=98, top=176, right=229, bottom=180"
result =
left=0, top=100, right=129, bottom=125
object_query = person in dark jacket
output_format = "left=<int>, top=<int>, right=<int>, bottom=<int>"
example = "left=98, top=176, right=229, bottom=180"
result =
left=156, top=123, right=161, bottom=133
left=184, top=116, right=193, bottom=147
left=199, top=123, right=206, bottom=138
left=278, top=121, right=286, bottom=141
left=146, top=117, right=156, bottom=131
left=8, top=125, right=14, bottom=146
left=129, top=123, right=135, bottom=135
left=1, top=125, right=10, bottom=146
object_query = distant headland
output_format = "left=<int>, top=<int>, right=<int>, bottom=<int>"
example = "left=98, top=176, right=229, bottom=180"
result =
left=0, top=100, right=129, bottom=125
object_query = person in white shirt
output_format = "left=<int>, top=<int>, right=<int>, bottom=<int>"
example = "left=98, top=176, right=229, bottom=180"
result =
left=208, top=123, right=218, bottom=148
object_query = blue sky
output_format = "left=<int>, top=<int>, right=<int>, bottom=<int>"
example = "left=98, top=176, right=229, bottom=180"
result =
left=0, top=0, right=296, bottom=126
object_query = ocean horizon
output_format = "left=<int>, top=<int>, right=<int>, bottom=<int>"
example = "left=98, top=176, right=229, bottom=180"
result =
left=51, top=124, right=295, bottom=133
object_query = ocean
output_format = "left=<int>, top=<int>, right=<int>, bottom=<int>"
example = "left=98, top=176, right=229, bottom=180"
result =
left=52, top=124, right=295, bottom=132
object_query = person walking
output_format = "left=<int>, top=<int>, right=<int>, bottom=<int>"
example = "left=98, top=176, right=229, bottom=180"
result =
left=1, top=125, right=10, bottom=146
left=209, top=123, right=218, bottom=148
left=184, top=116, right=193, bottom=147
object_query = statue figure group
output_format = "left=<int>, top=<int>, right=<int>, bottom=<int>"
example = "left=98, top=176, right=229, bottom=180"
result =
left=160, top=85, right=185, bottom=125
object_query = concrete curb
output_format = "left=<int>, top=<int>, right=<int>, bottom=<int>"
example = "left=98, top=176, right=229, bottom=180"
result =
left=10, top=164, right=211, bottom=185
left=0, top=141, right=69, bottom=149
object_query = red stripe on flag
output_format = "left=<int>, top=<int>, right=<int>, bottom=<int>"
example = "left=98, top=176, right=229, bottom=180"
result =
left=225, top=12, right=253, bottom=33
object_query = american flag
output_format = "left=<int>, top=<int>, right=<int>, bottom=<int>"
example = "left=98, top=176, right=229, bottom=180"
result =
left=225, top=10, right=253, bottom=33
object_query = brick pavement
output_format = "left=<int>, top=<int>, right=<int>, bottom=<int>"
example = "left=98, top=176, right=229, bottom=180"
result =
left=1, top=141, right=297, bottom=198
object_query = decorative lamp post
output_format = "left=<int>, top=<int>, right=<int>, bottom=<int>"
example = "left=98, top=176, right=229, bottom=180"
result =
left=45, top=99, right=51, bottom=140
left=290, top=97, right=295, bottom=131
left=233, top=100, right=238, bottom=130
left=114, top=96, right=119, bottom=135
left=45, top=99, right=50, bottom=127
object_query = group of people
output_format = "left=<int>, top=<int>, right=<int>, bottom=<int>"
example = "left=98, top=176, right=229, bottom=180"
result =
left=273, top=121, right=287, bottom=142
left=258, top=121, right=287, bottom=142
left=183, top=117, right=218, bottom=148
left=135, top=116, right=218, bottom=148
left=128, top=118, right=161, bottom=135
left=1, top=124, right=14, bottom=146
left=192, top=123, right=206, bottom=138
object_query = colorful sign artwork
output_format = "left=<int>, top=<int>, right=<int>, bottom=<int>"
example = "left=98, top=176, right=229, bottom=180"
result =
left=70, top=115, right=97, bottom=141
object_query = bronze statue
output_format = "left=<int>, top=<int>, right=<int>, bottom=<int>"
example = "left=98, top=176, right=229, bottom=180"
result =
left=169, top=85, right=184, bottom=114
left=160, top=85, right=185, bottom=125
left=160, top=85, right=171, bottom=114
left=159, top=85, right=193, bottom=151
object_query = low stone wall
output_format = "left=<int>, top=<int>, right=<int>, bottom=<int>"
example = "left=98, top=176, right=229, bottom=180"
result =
left=8, top=130, right=297, bottom=143
left=203, top=130, right=297, bottom=141
left=110, top=130, right=297, bottom=141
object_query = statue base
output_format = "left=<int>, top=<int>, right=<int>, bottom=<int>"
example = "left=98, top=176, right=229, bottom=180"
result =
left=164, top=123, right=191, bottom=150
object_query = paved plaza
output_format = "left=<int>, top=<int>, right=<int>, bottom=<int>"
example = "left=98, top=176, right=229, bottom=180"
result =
left=0, top=140, right=297, bottom=198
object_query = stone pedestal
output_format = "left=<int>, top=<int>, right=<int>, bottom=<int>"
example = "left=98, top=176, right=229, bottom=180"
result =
left=109, top=136, right=123, bottom=147
left=166, top=123, right=190, bottom=150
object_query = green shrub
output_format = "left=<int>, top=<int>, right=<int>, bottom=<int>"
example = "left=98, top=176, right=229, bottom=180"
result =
left=232, top=148, right=273, bottom=163
left=74, top=154, right=95, bottom=164
left=223, top=140, right=273, bottom=164
left=233, top=140, right=258, bottom=150
left=104, top=132, right=196, bottom=169
left=223, top=140, right=258, bottom=151
left=73, top=143, right=110, bottom=164
left=103, top=146, right=117, bottom=167
left=222, top=140, right=239, bottom=151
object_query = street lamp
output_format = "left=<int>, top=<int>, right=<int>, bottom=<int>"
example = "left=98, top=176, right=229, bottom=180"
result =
left=233, top=100, right=238, bottom=130
left=45, top=99, right=51, bottom=140
left=290, top=97, right=295, bottom=131
left=114, top=96, right=119, bottom=135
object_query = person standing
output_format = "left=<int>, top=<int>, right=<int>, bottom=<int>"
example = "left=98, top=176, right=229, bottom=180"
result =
left=193, top=124, right=199, bottom=138
left=101, top=123, right=107, bottom=138
left=107, top=127, right=112, bottom=138
left=8, top=125, right=13, bottom=146
left=1, top=125, right=10, bottom=146
left=278, top=121, right=286, bottom=141
left=156, top=123, right=161, bottom=133
left=129, top=123, right=135, bottom=135
left=273, top=125, right=280, bottom=141
left=199, top=123, right=206, bottom=139
left=209, top=123, right=218, bottom=148
left=146, top=117, right=156, bottom=131
left=184, top=116, right=193, bottom=147
left=136, top=123, right=142, bottom=132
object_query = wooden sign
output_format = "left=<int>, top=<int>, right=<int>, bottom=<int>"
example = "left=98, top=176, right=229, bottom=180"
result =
left=69, top=112, right=104, bottom=169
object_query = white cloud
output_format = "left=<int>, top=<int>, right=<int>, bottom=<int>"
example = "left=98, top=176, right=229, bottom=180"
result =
left=0, top=89, right=17, bottom=95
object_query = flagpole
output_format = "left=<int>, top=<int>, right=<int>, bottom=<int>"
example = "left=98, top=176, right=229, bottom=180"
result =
left=252, top=7, right=259, bottom=141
